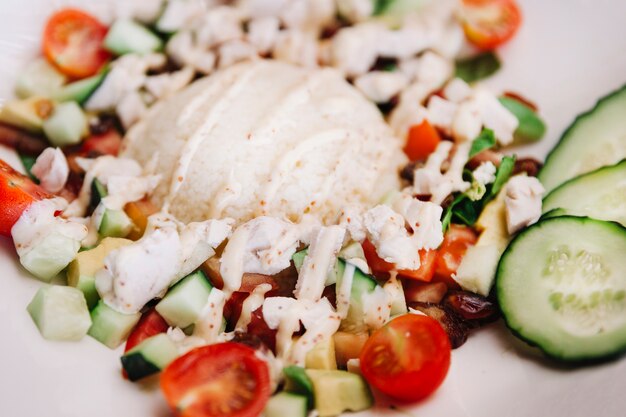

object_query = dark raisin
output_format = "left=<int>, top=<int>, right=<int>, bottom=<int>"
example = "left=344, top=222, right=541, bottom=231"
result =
left=400, top=161, right=421, bottom=183
left=513, top=157, right=543, bottom=177
left=89, top=114, right=120, bottom=136
left=444, top=291, right=500, bottom=324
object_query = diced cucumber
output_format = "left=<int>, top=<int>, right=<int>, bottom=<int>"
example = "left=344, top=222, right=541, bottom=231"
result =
left=53, top=71, right=106, bottom=104
left=496, top=216, right=626, bottom=362
left=15, top=58, right=67, bottom=99
left=283, top=366, right=314, bottom=408
left=305, top=369, right=373, bottom=417
left=42, top=101, right=88, bottom=147
left=374, top=0, right=428, bottom=18
left=339, top=263, right=379, bottom=333
left=104, top=19, right=163, bottom=55
left=542, top=160, right=626, bottom=226
left=264, top=392, right=308, bottom=417
left=292, top=249, right=307, bottom=272
left=89, top=178, right=108, bottom=212
left=155, top=271, right=213, bottom=328
left=499, top=96, right=546, bottom=142
left=19, top=231, right=82, bottom=282
left=27, top=285, right=91, bottom=341
left=88, top=300, right=141, bottom=349
left=539, top=84, right=626, bottom=192
left=99, top=209, right=134, bottom=238
left=0, top=96, right=51, bottom=133
left=121, top=333, right=179, bottom=381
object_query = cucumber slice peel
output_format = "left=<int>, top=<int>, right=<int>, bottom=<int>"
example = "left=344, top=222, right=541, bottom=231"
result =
left=121, top=333, right=179, bottom=381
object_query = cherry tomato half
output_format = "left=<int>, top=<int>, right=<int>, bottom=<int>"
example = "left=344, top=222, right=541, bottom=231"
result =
left=161, top=342, right=271, bottom=417
left=434, top=225, right=477, bottom=287
left=43, top=8, right=110, bottom=78
left=0, top=160, right=50, bottom=236
left=461, top=0, right=522, bottom=51
left=360, top=314, right=451, bottom=402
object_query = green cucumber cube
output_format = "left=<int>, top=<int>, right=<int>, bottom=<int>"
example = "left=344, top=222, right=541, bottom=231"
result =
left=53, top=71, right=106, bottom=104
left=264, top=392, right=308, bottom=417
left=42, top=101, right=88, bottom=147
left=27, top=285, right=91, bottom=341
left=88, top=300, right=141, bottom=349
left=121, top=333, right=179, bottom=381
left=104, top=19, right=163, bottom=55
left=15, top=58, right=67, bottom=99
left=99, top=209, right=133, bottom=238
left=19, top=231, right=82, bottom=282
left=155, top=271, right=213, bottom=328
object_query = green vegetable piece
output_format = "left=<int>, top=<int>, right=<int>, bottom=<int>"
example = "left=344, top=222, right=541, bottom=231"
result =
left=499, top=96, right=546, bottom=141
left=455, top=52, right=501, bottom=83
left=53, top=71, right=107, bottom=104
left=42, top=101, right=88, bottom=147
left=88, top=300, right=141, bottom=349
left=19, top=154, right=37, bottom=181
left=155, top=270, right=214, bottom=328
left=283, top=365, right=314, bottom=408
left=104, top=19, right=163, bottom=55
left=469, top=128, right=497, bottom=158
left=490, top=155, right=516, bottom=197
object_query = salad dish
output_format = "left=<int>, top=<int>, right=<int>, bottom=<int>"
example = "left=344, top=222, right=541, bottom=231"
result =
left=0, top=1, right=625, bottom=416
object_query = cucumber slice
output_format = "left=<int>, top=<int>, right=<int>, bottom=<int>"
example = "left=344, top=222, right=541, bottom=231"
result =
left=283, top=366, right=314, bottom=408
left=88, top=300, right=141, bottom=349
left=155, top=271, right=213, bottom=328
left=42, top=101, right=88, bottom=147
left=15, top=58, right=67, bottom=99
left=539, top=85, right=626, bottom=192
left=99, top=209, right=133, bottom=238
left=121, top=333, right=179, bottom=381
left=542, top=160, right=626, bottom=226
left=104, top=19, right=163, bottom=55
left=499, top=96, right=546, bottom=142
left=53, top=72, right=106, bottom=104
left=496, top=216, right=626, bottom=362
left=264, top=392, right=308, bottom=417
left=27, top=285, right=91, bottom=341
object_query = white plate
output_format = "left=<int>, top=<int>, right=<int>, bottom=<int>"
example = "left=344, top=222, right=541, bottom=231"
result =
left=1, top=1, right=626, bottom=416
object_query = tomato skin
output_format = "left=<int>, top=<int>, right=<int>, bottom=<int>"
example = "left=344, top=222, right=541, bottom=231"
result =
left=362, top=239, right=437, bottom=282
left=161, top=343, right=271, bottom=417
left=462, top=0, right=522, bottom=51
left=125, top=309, right=169, bottom=353
left=43, top=8, right=110, bottom=79
left=434, top=225, right=477, bottom=287
left=0, top=160, right=50, bottom=236
left=403, top=120, right=441, bottom=162
left=81, top=129, right=122, bottom=157
left=360, top=314, right=451, bottom=402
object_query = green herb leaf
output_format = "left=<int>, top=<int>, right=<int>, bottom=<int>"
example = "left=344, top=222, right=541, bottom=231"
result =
left=19, top=154, right=38, bottom=181
left=469, top=129, right=496, bottom=157
left=491, top=155, right=516, bottom=197
left=374, top=0, right=396, bottom=15
left=499, top=97, right=547, bottom=142
left=455, top=52, right=501, bottom=83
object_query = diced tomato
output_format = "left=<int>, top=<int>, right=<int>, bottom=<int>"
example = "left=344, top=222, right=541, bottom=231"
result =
left=403, top=120, right=441, bottom=162
left=362, top=239, right=437, bottom=282
left=125, top=199, right=159, bottom=240
left=360, top=314, right=451, bottom=402
left=81, top=129, right=122, bottom=157
left=246, top=307, right=277, bottom=353
left=125, top=308, right=169, bottom=353
left=223, top=292, right=248, bottom=331
left=43, top=8, right=111, bottom=79
left=461, top=0, right=522, bottom=51
left=161, top=342, right=271, bottom=417
left=0, top=160, right=50, bottom=236
left=434, top=225, right=477, bottom=287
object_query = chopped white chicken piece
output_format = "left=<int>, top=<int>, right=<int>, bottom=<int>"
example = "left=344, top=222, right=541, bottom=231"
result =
left=392, top=193, right=444, bottom=250
left=194, top=51, right=217, bottom=74
left=330, top=23, right=383, bottom=77
left=388, top=97, right=428, bottom=139
left=504, top=175, right=545, bottom=234
left=166, top=30, right=198, bottom=67
left=144, top=67, right=195, bottom=99
left=406, top=51, right=453, bottom=90
left=237, top=0, right=288, bottom=19
left=116, top=91, right=147, bottom=130
left=280, top=0, right=335, bottom=33
left=295, top=225, right=345, bottom=300
left=247, top=16, right=280, bottom=54
left=96, top=213, right=232, bottom=313
left=156, top=0, right=206, bottom=33
left=444, top=78, right=473, bottom=103
left=474, top=90, right=519, bottom=145
left=194, top=6, right=245, bottom=47
left=31, top=147, right=69, bottom=193
left=431, top=22, right=464, bottom=59
left=452, top=98, right=482, bottom=142
left=112, top=0, right=163, bottom=24
left=354, top=71, right=409, bottom=103
left=426, top=95, right=458, bottom=134
left=273, top=30, right=319, bottom=68
left=338, top=205, right=366, bottom=243
left=336, top=0, right=373, bottom=23
left=473, top=161, right=497, bottom=185
left=218, top=39, right=258, bottom=68
left=363, top=205, right=418, bottom=270
left=220, top=216, right=300, bottom=294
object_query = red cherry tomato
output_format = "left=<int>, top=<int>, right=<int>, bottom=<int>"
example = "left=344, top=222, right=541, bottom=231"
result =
left=81, top=129, right=122, bottom=157
left=360, top=314, right=451, bottom=402
left=362, top=239, right=437, bottom=282
left=461, top=0, right=522, bottom=50
left=161, top=343, right=271, bottom=417
left=434, top=225, right=477, bottom=287
left=403, top=120, right=441, bottom=162
left=125, top=309, right=169, bottom=352
left=0, top=160, right=50, bottom=236
left=43, top=8, right=111, bottom=79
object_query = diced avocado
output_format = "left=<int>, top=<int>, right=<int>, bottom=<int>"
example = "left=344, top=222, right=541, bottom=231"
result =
left=283, top=366, right=314, bottom=408
left=15, top=58, right=67, bottom=99
left=88, top=300, right=141, bottom=349
left=104, top=19, right=163, bottom=56
left=99, top=209, right=134, bottom=238
left=67, top=237, right=132, bottom=309
left=305, top=369, right=374, bottom=417
left=27, top=285, right=92, bottom=341
left=120, top=333, right=179, bottom=381
left=42, top=101, right=88, bottom=146
left=155, top=271, right=213, bottom=328
left=305, top=337, right=337, bottom=370
left=19, top=231, right=82, bottom=282
left=264, top=392, right=308, bottom=417
left=53, top=71, right=106, bottom=104
left=387, top=278, right=408, bottom=316
left=0, top=96, right=52, bottom=132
